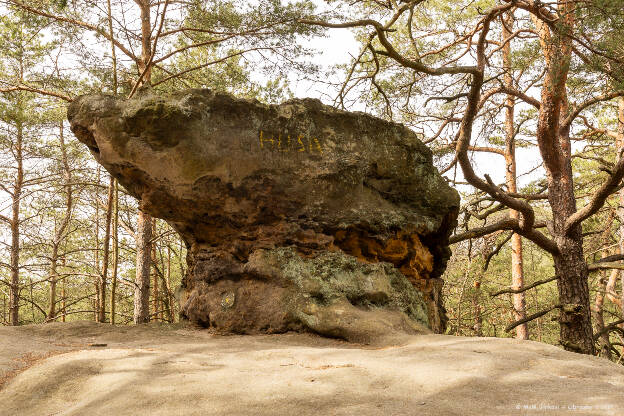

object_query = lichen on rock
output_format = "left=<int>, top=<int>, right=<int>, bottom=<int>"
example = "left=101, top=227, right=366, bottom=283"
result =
left=67, top=88, right=459, bottom=341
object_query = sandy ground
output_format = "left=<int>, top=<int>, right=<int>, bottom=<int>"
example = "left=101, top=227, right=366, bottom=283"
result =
left=0, top=322, right=623, bottom=415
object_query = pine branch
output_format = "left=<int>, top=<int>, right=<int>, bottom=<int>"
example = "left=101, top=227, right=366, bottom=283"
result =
left=491, top=276, right=557, bottom=297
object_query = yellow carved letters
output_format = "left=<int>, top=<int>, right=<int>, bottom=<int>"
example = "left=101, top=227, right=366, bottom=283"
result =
left=258, top=130, right=323, bottom=154
left=312, top=138, right=323, bottom=154
left=297, top=134, right=305, bottom=152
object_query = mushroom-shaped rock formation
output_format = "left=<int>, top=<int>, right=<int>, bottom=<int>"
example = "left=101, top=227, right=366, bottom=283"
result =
left=68, top=89, right=459, bottom=341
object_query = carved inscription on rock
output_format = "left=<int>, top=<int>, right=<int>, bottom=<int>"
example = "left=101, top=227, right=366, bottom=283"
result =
left=259, top=130, right=323, bottom=154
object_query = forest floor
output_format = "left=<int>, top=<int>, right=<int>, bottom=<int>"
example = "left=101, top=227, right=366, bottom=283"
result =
left=0, top=322, right=623, bottom=415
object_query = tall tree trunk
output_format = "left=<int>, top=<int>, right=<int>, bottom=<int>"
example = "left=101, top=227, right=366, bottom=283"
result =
left=94, top=167, right=101, bottom=321
left=615, top=98, right=624, bottom=358
left=48, top=246, right=59, bottom=321
left=596, top=99, right=624, bottom=356
left=151, top=227, right=159, bottom=322
left=547, top=108, right=593, bottom=354
left=106, top=0, right=118, bottom=95
left=134, top=210, right=152, bottom=324
left=48, top=121, right=72, bottom=322
left=138, top=0, right=153, bottom=85
left=99, top=177, right=115, bottom=323
left=550, top=226, right=592, bottom=353
left=110, top=180, right=118, bottom=325
left=502, top=10, right=528, bottom=340
left=595, top=275, right=611, bottom=358
left=133, top=0, right=154, bottom=324
left=595, top=245, right=614, bottom=358
left=473, top=280, right=482, bottom=336
left=531, top=2, right=594, bottom=354
left=9, top=121, right=24, bottom=326
left=61, top=257, right=66, bottom=322
left=619, top=98, right=624, bottom=325
left=107, top=0, right=119, bottom=326
left=165, top=244, right=175, bottom=322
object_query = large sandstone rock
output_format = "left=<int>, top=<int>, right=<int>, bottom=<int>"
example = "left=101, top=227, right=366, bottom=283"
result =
left=67, top=89, right=459, bottom=340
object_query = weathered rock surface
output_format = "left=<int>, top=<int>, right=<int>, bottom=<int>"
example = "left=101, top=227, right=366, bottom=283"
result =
left=67, top=89, right=459, bottom=340
left=3, top=322, right=624, bottom=416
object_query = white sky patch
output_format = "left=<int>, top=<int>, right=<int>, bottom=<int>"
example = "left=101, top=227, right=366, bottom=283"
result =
left=292, top=26, right=359, bottom=101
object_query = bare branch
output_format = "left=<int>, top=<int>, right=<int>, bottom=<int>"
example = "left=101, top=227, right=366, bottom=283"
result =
left=593, top=319, right=624, bottom=341
left=565, top=149, right=624, bottom=234
left=563, top=91, right=624, bottom=128
left=588, top=261, right=624, bottom=272
left=151, top=48, right=273, bottom=87
left=128, top=0, right=170, bottom=98
left=450, top=215, right=557, bottom=254
left=0, top=85, right=73, bottom=102
left=450, top=217, right=517, bottom=244
left=483, top=231, right=513, bottom=271
left=490, top=276, right=557, bottom=297
left=506, top=304, right=560, bottom=333
left=301, top=1, right=480, bottom=77
left=8, top=0, right=139, bottom=64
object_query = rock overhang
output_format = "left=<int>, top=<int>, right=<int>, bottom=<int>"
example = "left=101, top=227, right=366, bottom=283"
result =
left=68, top=88, right=459, bottom=339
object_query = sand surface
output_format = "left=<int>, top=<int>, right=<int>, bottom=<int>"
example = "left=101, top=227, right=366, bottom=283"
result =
left=0, top=321, right=622, bottom=415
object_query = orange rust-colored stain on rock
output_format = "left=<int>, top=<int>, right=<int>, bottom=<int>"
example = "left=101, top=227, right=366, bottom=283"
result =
left=379, top=238, right=408, bottom=263
left=333, top=229, right=434, bottom=292
left=331, top=231, right=444, bottom=333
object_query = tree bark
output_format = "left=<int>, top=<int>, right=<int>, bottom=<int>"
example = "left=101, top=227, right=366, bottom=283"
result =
left=502, top=10, right=528, bottom=340
left=107, top=0, right=119, bottom=326
left=151, top=223, right=159, bottom=322
left=473, top=280, right=482, bottom=336
left=619, top=98, right=624, bottom=324
left=94, top=167, right=101, bottom=321
left=99, top=177, right=114, bottom=323
left=614, top=97, right=624, bottom=357
left=110, top=180, right=118, bottom=325
left=134, top=209, right=152, bottom=324
left=61, top=257, right=66, bottom=322
left=165, top=244, right=175, bottom=322
left=132, top=0, right=154, bottom=324
left=547, top=137, right=594, bottom=354
left=138, top=0, right=153, bottom=86
left=48, top=246, right=58, bottom=321
left=48, top=121, right=72, bottom=322
left=9, top=121, right=24, bottom=326
left=595, top=252, right=613, bottom=358
left=532, top=2, right=594, bottom=355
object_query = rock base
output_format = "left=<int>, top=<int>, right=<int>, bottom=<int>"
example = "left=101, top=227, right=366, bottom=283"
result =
left=180, top=247, right=430, bottom=343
